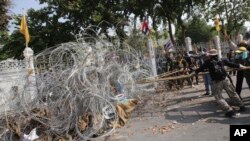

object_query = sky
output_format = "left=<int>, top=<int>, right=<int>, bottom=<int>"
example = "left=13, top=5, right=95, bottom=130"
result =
left=9, top=0, right=44, bottom=15
left=8, top=0, right=45, bottom=32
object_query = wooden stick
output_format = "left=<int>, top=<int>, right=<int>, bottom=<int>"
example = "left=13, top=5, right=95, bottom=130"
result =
left=138, top=70, right=180, bottom=82
left=133, top=67, right=250, bottom=85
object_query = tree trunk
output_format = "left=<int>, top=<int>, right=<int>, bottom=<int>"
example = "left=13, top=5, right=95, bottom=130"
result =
left=177, top=15, right=185, bottom=43
left=218, top=14, right=225, bottom=36
left=223, top=0, right=229, bottom=26
left=152, top=15, right=157, bottom=30
left=181, top=25, right=185, bottom=43
left=167, top=17, right=175, bottom=44
left=133, top=15, right=137, bottom=33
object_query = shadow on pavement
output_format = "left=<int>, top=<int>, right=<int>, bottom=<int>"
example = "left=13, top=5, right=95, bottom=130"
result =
left=165, top=97, right=250, bottom=125
left=164, top=94, right=206, bottom=107
left=206, top=113, right=250, bottom=125
left=181, top=89, right=205, bottom=95
left=164, top=100, right=222, bottom=124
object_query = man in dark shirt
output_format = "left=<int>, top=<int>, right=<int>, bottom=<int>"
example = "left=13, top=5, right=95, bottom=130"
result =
left=234, top=46, right=250, bottom=97
left=193, top=49, right=246, bottom=117
left=226, top=37, right=249, bottom=97
left=189, top=52, right=212, bottom=95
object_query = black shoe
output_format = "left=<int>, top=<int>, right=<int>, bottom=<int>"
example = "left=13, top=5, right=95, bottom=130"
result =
left=225, top=110, right=236, bottom=118
left=239, top=106, right=247, bottom=112
left=203, top=92, right=211, bottom=96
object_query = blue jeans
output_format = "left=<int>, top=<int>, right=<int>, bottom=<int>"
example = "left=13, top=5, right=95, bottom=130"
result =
left=203, top=74, right=212, bottom=94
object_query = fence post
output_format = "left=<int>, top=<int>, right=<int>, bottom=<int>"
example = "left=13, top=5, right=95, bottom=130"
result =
left=23, top=47, right=37, bottom=100
left=185, top=37, right=192, bottom=52
left=147, top=37, right=157, bottom=77
left=214, top=36, right=222, bottom=60
left=237, top=34, right=243, bottom=44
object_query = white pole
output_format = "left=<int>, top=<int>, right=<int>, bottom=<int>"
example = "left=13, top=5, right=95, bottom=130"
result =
left=214, top=35, right=222, bottom=60
left=147, top=37, right=157, bottom=77
left=185, top=37, right=192, bottom=52
left=237, top=34, right=243, bottom=44
left=23, top=47, right=37, bottom=100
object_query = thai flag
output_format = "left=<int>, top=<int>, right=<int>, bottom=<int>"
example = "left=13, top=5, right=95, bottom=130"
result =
left=141, top=19, right=149, bottom=35
left=164, top=39, right=173, bottom=51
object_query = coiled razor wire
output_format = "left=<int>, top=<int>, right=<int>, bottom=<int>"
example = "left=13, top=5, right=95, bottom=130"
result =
left=0, top=24, right=151, bottom=140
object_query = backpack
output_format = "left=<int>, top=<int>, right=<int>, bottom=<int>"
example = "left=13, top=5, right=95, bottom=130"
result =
left=210, top=60, right=227, bottom=81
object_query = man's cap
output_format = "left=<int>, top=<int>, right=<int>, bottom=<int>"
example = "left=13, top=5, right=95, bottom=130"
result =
left=235, top=47, right=247, bottom=53
left=237, top=40, right=248, bottom=47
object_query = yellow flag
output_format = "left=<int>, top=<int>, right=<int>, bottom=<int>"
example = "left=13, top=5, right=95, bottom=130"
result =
left=215, top=17, right=220, bottom=32
left=20, top=15, right=30, bottom=46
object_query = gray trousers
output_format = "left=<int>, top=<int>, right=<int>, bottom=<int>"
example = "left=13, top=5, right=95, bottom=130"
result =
left=211, top=78, right=244, bottom=112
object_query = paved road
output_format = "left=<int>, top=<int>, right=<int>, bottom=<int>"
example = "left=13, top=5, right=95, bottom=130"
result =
left=95, top=76, right=250, bottom=141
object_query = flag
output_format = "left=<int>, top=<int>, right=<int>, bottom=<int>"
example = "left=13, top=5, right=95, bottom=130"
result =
left=20, top=15, right=30, bottom=46
left=141, top=19, right=149, bottom=35
left=215, top=16, right=220, bottom=32
left=164, top=39, right=173, bottom=51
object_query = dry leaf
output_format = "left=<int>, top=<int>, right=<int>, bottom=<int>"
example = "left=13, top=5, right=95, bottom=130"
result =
left=172, top=121, right=177, bottom=124
left=160, top=126, right=168, bottom=134
left=169, top=125, right=175, bottom=129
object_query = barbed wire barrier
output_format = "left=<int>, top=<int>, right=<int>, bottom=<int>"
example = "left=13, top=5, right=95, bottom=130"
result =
left=0, top=24, right=152, bottom=140
left=1, top=22, right=249, bottom=140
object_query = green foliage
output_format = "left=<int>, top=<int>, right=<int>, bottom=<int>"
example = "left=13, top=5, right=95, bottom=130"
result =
left=0, top=0, right=10, bottom=60
left=0, top=31, right=9, bottom=43
left=1, top=0, right=132, bottom=59
left=1, top=7, right=76, bottom=60
left=176, top=16, right=216, bottom=44
left=203, top=0, right=250, bottom=36
left=0, top=0, right=10, bottom=32
left=1, top=0, right=249, bottom=60
left=125, top=29, right=147, bottom=53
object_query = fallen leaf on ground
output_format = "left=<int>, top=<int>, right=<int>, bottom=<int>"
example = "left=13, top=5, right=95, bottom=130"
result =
left=152, top=127, right=158, bottom=134
left=160, top=126, right=169, bottom=134
left=169, top=125, right=175, bottom=129
left=172, top=121, right=178, bottom=124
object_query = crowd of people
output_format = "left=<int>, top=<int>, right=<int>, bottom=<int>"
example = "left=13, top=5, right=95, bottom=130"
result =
left=156, top=48, right=213, bottom=94
left=155, top=36, right=250, bottom=118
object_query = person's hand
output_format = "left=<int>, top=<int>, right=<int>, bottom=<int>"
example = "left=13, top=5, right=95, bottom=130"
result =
left=240, top=64, right=246, bottom=69
left=189, top=72, right=196, bottom=76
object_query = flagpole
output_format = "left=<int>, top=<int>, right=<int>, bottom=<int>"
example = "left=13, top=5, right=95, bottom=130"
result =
left=22, top=8, right=28, bottom=48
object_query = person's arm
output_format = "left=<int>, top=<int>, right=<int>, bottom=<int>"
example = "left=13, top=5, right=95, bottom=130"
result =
left=225, top=34, right=237, bottom=51
left=222, top=58, right=240, bottom=68
left=191, top=54, right=202, bottom=59
left=195, top=60, right=208, bottom=74
left=228, top=40, right=238, bottom=51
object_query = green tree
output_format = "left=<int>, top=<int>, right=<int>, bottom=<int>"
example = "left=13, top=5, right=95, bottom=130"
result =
left=0, top=0, right=10, bottom=31
left=0, top=7, right=76, bottom=60
left=3, top=0, right=249, bottom=60
left=203, top=0, right=250, bottom=37
left=1, top=0, right=127, bottom=59
left=0, top=0, right=11, bottom=48
left=153, top=0, right=206, bottom=44
left=176, top=16, right=216, bottom=44
left=1, top=0, right=147, bottom=59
